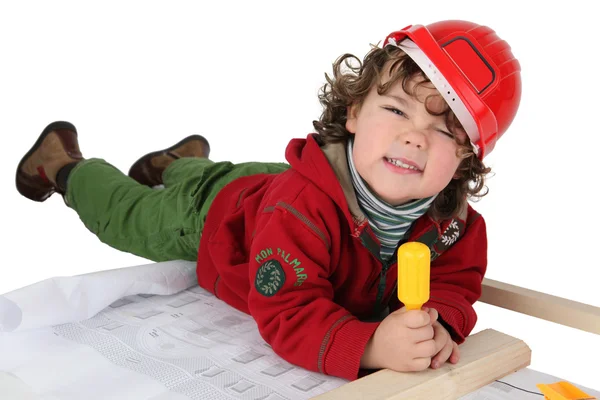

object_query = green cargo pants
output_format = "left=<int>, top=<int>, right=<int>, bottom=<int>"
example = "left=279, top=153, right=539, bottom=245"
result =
left=65, top=157, right=289, bottom=262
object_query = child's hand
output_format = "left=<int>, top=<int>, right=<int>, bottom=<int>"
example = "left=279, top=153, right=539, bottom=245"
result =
left=428, top=309, right=460, bottom=369
left=360, top=306, right=437, bottom=372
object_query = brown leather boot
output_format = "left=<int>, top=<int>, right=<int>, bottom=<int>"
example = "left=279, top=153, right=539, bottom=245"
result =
left=128, top=134, right=210, bottom=187
left=16, top=121, right=84, bottom=202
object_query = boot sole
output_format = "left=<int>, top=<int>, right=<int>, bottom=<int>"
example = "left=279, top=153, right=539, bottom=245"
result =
left=15, top=121, right=77, bottom=202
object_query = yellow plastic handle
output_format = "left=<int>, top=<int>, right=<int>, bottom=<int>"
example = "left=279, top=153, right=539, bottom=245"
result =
left=397, top=242, right=430, bottom=310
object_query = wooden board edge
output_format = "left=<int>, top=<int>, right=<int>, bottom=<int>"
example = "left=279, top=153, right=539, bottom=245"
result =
left=480, top=278, right=600, bottom=335
left=312, top=329, right=531, bottom=400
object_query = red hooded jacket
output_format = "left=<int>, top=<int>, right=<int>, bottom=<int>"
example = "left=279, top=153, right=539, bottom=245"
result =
left=196, top=134, right=487, bottom=381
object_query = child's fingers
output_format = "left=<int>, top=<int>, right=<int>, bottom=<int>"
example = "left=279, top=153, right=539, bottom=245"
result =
left=449, top=341, right=460, bottom=364
left=403, top=310, right=431, bottom=328
left=413, top=339, right=437, bottom=359
left=409, top=357, right=432, bottom=371
left=431, top=320, right=448, bottom=353
left=430, top=338, right=452, bottom=369
left=427, top=307, right=438, bottom=322
left=411, top=324, right=434, bottom=342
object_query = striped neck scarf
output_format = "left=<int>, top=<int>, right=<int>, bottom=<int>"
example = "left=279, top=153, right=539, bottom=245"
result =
left=347, top=137, right=435, bottom=261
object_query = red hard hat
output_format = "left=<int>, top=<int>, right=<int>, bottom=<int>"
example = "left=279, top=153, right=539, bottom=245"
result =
left=383, top=20, right=521, bottom=158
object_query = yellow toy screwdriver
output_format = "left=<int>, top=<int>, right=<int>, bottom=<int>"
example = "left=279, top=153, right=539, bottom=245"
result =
left=397, top=242, right=430, bottom=310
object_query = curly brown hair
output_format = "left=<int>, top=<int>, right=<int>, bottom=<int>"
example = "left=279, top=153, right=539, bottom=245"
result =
left=312, top=44, right=491, bottom=220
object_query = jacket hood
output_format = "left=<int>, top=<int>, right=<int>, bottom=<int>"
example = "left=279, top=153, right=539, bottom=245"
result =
left=285, top=134, right=367, bottom=228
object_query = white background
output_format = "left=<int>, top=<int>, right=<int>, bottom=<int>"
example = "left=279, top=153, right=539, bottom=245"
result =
left=1, top=0, right=598, bottom=391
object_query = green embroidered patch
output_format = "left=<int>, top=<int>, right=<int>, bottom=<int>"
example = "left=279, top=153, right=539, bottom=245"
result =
left=255, top=259, right=286, bottom=297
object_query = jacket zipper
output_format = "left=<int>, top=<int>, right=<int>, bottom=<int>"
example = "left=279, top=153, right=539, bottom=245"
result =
left=358, top=228, right=396, bottom=315
left=374, top=253, right=398, bottom=315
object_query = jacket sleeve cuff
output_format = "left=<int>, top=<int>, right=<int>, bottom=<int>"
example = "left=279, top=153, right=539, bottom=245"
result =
left=424, top=299, right=469, bottom=344
left=323, top=319, right=380, bottom=380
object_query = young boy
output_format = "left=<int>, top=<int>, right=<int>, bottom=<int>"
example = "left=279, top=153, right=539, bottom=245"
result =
left=15, top=20, right=521, bottom=381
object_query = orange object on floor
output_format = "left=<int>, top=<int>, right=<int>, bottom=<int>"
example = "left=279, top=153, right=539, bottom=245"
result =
left=537, top=381, right=596, bottom=400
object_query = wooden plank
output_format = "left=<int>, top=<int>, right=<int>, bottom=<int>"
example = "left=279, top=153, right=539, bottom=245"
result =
left=312, top=329, right=530, bottom=400
left=480, top=278, right=600, bottom=335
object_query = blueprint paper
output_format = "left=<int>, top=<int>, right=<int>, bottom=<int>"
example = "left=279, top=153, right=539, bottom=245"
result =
left=1, top=262, right=598, bottom=399
left=0, top=262, right=347, bottom=399
left=0, top=260, right=198, bottom=333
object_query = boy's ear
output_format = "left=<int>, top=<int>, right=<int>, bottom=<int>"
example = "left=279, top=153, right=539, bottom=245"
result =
left=345, top=104, right=358, bottom=134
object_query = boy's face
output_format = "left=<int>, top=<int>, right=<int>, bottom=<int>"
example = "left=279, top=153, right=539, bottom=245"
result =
left=346, top=67, right=466, bottom=206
